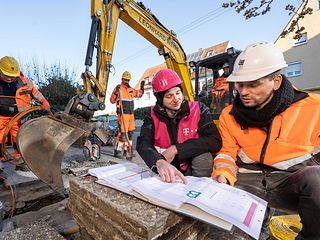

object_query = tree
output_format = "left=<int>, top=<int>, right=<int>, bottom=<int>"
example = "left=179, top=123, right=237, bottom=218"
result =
left=20, top=58, right=78, bottom=112
left=223, top=0, right=313, bottom=39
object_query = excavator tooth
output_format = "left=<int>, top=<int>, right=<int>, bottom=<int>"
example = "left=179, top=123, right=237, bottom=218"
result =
left=16, top=116, right=85, bottom=196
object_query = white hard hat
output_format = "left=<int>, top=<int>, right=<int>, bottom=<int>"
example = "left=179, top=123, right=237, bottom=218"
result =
left=222, top=62, right=229, bottom=68
left=227, top=42, right=287, bottom=82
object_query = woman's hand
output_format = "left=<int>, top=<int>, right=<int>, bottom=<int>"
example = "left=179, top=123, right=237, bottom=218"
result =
left=156, top=159, right=188, bottom=184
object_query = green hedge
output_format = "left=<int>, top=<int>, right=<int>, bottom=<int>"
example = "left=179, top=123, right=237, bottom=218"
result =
left=134, top=106, right=151, bottom=120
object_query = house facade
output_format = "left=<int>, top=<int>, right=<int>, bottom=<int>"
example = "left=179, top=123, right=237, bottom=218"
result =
left=274, top=0, right=320, bottom=90
left=134, top=40, right=232, bottom=108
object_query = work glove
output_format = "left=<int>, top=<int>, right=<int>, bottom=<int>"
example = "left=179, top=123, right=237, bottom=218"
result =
left=115, top=84, right=121, bottom=96
left=140, top=80, right=145, bottom=90
left=44, top=105, right=51, bottom=112
left=42, top=105, right=52, bottom=115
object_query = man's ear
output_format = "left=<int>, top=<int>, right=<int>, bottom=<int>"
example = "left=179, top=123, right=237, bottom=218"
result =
left=273, top=74, right=283, bottom=91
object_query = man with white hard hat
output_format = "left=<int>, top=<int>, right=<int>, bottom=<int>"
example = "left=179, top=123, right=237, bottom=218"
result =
left=211, top=42, right=320, bottom=239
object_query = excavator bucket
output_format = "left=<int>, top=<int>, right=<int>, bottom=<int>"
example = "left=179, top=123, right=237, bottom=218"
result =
left=16, top=116, right=85, bottom=196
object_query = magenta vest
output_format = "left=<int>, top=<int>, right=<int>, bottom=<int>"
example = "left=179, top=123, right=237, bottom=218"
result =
left=151, top=101, right=200, bottom=170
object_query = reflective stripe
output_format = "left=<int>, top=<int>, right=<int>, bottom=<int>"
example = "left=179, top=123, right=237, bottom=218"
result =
left=121, top=98, right=134, bottom=102
left=214, top=154, right=238, bottom=175
left=26, top=78, right=32, bottom=88
left=237, top=149, right=256, bottom=164
left=272, top=146, right=320, bottom=170
left=215, top=162, right=237, bottom=176
left=214, top=153, right=235, bottom=163
left=155, top=146, right=167, bottom=154
left=18, top=106, right=31, bottom=111
left=35, top=92, right=43, bottom=99
left=238, top=168, right=262, bottom=174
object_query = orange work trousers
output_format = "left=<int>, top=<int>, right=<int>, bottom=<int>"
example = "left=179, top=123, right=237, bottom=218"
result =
left=117, top=113, right=135, bottom=133
left=0, top=116, right=21, bottom=160
left=115, top=113, right=135, bottom=151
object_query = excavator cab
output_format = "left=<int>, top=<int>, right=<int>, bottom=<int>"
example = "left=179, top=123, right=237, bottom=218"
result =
left=191, top=47, right=240, bottom=121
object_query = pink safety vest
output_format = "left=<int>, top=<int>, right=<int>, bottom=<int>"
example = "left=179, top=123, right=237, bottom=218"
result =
left=151, top=101, right=200, bottom=170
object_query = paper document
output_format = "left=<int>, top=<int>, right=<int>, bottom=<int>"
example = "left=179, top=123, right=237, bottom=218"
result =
left=89, top=162, right=150, bottom=194
left=132, top=176, right=267, bottom=239
left=88, top=162, right=267, bottom=238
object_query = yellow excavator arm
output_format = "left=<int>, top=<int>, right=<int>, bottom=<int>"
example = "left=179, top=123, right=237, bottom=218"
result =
left=16, top=0, right=194, bottom=196
left=82, top=0, right=194, bottom=105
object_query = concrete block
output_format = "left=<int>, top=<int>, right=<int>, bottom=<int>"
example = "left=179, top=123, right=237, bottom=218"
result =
left=69, top=176, right=210, bottom=240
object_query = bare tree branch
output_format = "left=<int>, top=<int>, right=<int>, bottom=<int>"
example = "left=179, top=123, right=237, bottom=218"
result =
left=223, top=0, right=313, bottom=39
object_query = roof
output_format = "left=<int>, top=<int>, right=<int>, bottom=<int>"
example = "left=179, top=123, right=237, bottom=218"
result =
left=187, top=40, right=230, bottom=62
left=134, top=63, right=166, bottom=89
left=134, top=40, right=231, bottom=88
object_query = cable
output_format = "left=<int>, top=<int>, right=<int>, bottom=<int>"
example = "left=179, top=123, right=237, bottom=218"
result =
left=1, top=106, right=43, bottom=161
left=179, top=8, right=231, bottom=36
left=0, top=175, right=15, bottom=218
left=114, top=5, right=230, bottom=66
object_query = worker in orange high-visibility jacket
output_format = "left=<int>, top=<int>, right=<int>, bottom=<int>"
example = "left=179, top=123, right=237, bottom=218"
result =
left=211, top=43, right=320, bottom=240
left=0, top=56, right=50, bottom=168
left=110, top=71, right=144, bottom=158
left=210, top=62, right=230, bottom=113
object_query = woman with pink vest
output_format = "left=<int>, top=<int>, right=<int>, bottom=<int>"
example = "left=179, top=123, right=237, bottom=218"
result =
left=137, top=69, right=222, bottom=183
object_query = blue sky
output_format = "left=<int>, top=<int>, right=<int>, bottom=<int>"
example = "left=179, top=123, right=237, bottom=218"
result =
left=0, top=0, right=300, bottom=95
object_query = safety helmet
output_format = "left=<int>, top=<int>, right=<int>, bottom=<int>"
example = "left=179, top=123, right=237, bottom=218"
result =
left=152, top=69, right=182, bottom=94
left=122, top=71, right=131, bottom=80
left=222, top=62, right=229, bottom=68
left=227, top=42, right=287, bottom=82
left=0, top=56, right=20, bottom=77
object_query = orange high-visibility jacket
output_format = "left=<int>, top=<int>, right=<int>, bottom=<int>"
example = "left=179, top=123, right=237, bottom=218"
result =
left=0, top=73, right=49, bottom=115
left=211, top=76, right=229, bottom=98
left=212, top=93, right=320, bottom=186
left=110, top=83, right=144, bottom=114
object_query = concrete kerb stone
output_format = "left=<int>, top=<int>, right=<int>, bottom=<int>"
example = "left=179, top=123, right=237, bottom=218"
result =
left=69, top=177, right=172, bottom=239
left=68, top=178, right=172, bottom=237
left=69, top=197, right=140, bottom=239
left=68, top=176, right=209, bottom=240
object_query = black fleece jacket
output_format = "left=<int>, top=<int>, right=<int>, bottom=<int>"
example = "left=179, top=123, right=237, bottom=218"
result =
left=136, top=101, right=222, bottom=171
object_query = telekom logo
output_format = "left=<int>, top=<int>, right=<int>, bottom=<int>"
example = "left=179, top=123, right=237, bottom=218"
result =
left=161, top=79, right=168, bottom=87
left=183, top=127, right=197, bottom=136
left=183, top=128, right=190, bottom=135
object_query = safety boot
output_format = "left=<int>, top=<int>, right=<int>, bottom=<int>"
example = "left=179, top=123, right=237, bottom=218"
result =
left=113, top=150, right=123, bottom=159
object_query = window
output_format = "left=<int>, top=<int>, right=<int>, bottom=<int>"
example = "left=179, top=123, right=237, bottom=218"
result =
left=206, top=50, right=213, bottom=57
left=286, top=61, right=302, bottom=77
left=293, top=32, right=307, bottom=46
left=144, top=77, right=150, bottom=85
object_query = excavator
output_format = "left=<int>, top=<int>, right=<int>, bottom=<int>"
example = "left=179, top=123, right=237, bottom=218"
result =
left=15, top=0, right=195, bottom=196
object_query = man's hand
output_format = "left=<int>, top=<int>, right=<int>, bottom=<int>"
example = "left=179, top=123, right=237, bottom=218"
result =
left=156, top=159, right=188, bottom=184
left=161, top=145, right=177, bottom=163
left=211, top=174, right=228, bottom=184
left=41, top=105, right=51, bottom=112
left=140, top=80, right=145, bottom=90
left=44, top=105, right=51, bottom=112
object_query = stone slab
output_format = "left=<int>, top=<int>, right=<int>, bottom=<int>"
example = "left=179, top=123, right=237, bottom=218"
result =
left=68, top=176, right=209, bottom=240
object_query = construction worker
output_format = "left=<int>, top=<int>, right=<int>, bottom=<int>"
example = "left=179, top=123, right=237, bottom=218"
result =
left=210, top=62, right=230, bottom=113
left=211, top=43, right=320, bottom=239
left=137, top=69, right=222, bottom=183
left=110, top=71, right=144, bottom=158
left=0, top=56, right=50, bottom=168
